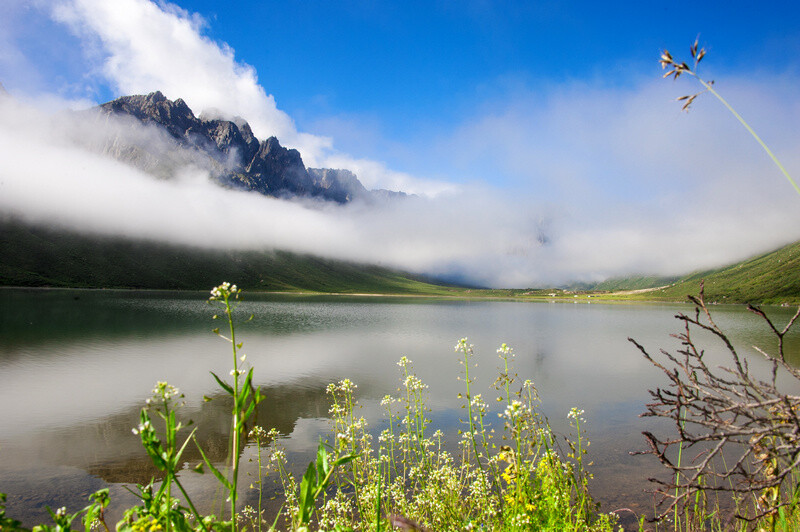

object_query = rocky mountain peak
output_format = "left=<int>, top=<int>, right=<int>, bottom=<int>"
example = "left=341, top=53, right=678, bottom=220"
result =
left=91, top=91, right=381, bottom=203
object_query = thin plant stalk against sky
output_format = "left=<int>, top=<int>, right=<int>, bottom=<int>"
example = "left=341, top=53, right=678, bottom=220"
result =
left=660, top=39, right=800, bottom=198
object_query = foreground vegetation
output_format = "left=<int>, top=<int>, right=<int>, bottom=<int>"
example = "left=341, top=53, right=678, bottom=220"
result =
left=3, top=282, right=800, bottom=532
left=0, top=283, right=620, bottom=531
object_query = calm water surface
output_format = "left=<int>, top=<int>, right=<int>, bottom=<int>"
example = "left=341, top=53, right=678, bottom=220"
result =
left=1, top=288, right=799, bottom=527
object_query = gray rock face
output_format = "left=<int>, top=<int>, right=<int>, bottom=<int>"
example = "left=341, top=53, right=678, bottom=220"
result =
left=307, top=168, right=368, bottom=203
left=91, top=91, right=377, bottom=203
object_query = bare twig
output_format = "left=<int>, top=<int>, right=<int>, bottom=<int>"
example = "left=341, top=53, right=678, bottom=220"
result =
left=630, top=283, right=800, bottom=524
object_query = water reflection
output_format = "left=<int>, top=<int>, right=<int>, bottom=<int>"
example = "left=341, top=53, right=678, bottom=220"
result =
left=1, top=289, right=799, bottom=528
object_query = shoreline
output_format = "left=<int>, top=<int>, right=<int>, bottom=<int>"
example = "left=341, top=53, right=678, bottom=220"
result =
left=4, top=283, right=796, bottom=307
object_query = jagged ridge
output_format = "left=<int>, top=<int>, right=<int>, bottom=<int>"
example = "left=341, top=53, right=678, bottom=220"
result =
left=92, top=91, right=375, bottom=203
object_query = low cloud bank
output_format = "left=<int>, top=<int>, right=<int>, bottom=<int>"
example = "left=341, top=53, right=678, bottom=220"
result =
left=2, top=83, right=800, bottom=288
left=2, top=0, right=800, bottom=287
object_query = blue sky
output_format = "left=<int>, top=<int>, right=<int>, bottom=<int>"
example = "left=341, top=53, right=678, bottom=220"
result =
left=2, top=0, right=800, bottom=286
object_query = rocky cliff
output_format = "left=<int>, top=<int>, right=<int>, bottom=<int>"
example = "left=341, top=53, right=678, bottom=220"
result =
left=88, top=91, right=375, bottom=203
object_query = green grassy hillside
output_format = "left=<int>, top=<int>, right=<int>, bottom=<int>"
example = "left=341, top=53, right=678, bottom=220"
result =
left=620, top=240, right=800, bottom=304
left=0, top=218, right=464, bottom=295
left=590, top=275, right=680, bottom=291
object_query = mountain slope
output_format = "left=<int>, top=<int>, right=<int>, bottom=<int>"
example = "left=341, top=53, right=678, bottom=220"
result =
left=617, top=240, right=800, bottom=304
left=86, top=91, right=376, bottom=203
left=0, top=218, right=462, bottom=295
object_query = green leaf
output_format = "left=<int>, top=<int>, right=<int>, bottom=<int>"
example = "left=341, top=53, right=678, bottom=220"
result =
left=209, top=371, right=233, bottom=395
left=175, top=427, right=198, bottom=463
left=316, top=440, right=329, bottom=484
left=298, top=462, right=317, bottom=525
left=194, top=438, right=232, bottom=491
left=242, top=402, right=257, bottom=424
left=333, top=454, right=359, bottom=468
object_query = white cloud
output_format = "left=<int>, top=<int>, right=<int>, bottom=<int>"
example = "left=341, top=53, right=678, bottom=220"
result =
left=48, top=0, right=450, bottom=195
left=430, top=75, right=800, bottom=282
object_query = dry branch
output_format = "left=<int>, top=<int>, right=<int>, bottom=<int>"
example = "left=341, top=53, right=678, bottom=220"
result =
left=630, top=283, right=800, bottom=524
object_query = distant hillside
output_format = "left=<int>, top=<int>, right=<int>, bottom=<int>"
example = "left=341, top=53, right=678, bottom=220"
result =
left=620, top=240, right=800, bottom=304
left=0, top=218, right=463, bottom=295
left=590, top=275, right=680, bottom=292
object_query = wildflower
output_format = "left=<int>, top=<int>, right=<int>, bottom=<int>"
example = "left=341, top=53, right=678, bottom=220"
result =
left=567, top=407, right=585, bottom=423
left=454, top=337, right=474, bottom=352
left=209, top=281, right=240, bottom=301
left=380, top=394, right=395, bottom=407
left=339, top=378, right=357, bottom=393
left=502, top=400, right=529, bottom=422
left=497, top=343, right=513, bottom=356
left=470, top=393, right=487, bottom=411
left=269, top=449, right=286, bottom=465
left=249, top=425, right=268, bottom=440
left=151, top=381, right=180, bottom=400
left=403, top=374, right=428, bottom=392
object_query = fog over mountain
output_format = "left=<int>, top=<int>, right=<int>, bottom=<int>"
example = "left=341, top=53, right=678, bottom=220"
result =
left=2, top=82, right=800, bottom=288
left=2, top=0, right=800, bottom=287
left=86, top=91, right=407, bottom=204
left=0, top=91, right=553, bottom=286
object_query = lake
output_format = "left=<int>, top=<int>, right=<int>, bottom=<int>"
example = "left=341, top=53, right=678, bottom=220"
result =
left=1, top=288, right=799, bottom=528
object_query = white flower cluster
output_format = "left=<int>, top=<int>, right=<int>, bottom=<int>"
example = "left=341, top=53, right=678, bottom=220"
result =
left=152, top=381, right=180, bottom=400
left=269, top=449, right=286, bottom=465
left=496, top=343, right=514, bottom=358
left=209, top=282, right=238, bottom=300
left=470, top=393, right=488, bottom=411
left=380, top=394, right=396, bottom=407
left=567, top=407, right=586, bottom=423
left=403, top=374, right=428, bottom=392
left=454, top=337, right=474, bottom=353
left=132, top=419, right=152, bottom=435
left=500, top=400, right=531, bottom=422
left=328, top=378, right=357, bottom=395
left=339, top=378, right=357, bottom=393
left=248, top=425, right=268, bottom=440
